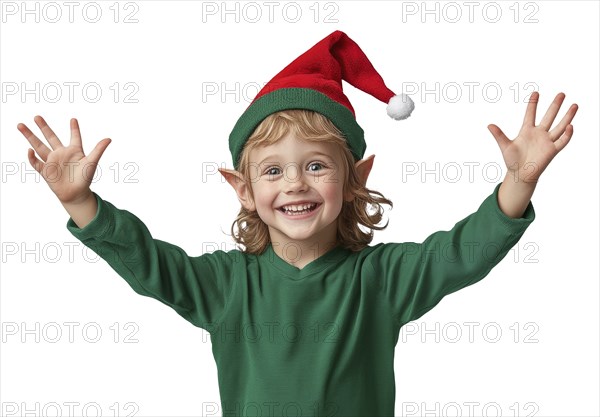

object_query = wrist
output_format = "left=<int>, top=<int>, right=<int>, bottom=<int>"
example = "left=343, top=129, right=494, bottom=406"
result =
left=61, top=191, right=98, bottom=230
left=503, top=170, right=538, bottom=191
left=498, top=174, right=536, bottom=219
left=61, top=189, right=94, bottom=207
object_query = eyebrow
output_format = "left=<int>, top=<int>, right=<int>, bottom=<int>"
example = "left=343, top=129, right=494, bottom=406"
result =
left=257, top=152, right=334, bottom=166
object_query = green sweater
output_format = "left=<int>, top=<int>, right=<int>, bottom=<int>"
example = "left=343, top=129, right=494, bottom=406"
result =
left=66, top=182, right=535, bottom=416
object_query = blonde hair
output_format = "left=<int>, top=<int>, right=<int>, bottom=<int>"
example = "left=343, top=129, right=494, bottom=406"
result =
left=228, top=109, right=393, bottom=255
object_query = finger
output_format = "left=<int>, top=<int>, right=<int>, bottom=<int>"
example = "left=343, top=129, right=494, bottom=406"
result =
left=549, top=103, right=579, bottom=142
left=522, top=91, right=539, bottom=127
left=69, top=118, right=84, bottom=148
left=487, top=124, right=512, bottom=153
left=554, top=124, right=573, bottom=153
left=539, top=92, right=566, bottom=131
left=87, top=138, right=112, bottom=165
left=34, top=115, right=65, bottom=150
left=27, top=148, right=45, bottom=174
left=17, top=122, right=51, bottom=161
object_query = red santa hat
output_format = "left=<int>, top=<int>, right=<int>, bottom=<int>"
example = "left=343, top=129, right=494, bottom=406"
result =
left=228, top=30, right=415, bottom=169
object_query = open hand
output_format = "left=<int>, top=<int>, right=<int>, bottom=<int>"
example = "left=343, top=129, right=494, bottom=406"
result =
left=17, top=116, right=111, bottom=204
left=487, top=91, right=578, bottom=183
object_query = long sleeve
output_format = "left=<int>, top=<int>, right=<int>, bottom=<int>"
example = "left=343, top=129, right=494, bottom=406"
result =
left=367, top=182, right=536, bottom=330
left=66, top=192, right=237, bottom=333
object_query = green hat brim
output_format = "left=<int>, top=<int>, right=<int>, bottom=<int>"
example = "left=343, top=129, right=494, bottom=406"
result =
left=228, top=88, right=365, bottom=169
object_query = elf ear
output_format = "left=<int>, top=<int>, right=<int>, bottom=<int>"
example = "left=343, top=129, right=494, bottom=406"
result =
left=345, top=154, right=375, bottom=202
left=218, top=168, right=256, bottom=211
left=355, top=154, right=375, bottom=186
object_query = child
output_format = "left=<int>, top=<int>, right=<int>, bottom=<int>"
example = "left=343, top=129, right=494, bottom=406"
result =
left=18, top=31, right=578, bottom=416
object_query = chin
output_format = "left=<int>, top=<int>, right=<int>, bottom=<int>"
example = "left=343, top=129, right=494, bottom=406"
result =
left=269, top=227, right=316, bottom=244
left=281, top=232, right=315, bottom=243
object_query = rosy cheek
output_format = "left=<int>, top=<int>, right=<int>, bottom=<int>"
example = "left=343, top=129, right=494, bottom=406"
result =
left=320, top=184, right=343, bottom=204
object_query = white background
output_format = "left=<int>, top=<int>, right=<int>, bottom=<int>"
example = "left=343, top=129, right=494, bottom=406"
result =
left=1, top=1, right=598, bottom=416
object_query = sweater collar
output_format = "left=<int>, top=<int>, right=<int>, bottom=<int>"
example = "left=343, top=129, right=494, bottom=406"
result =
left=261, top=242, right=349, bottom=279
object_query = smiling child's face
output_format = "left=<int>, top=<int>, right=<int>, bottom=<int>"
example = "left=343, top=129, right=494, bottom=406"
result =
left=247, top=132, right=351, bottom=250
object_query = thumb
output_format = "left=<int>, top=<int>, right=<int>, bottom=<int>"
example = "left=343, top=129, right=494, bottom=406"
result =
left=487, top=124, right=511, bottom=153
left=87, top=138, right=112, bottom=165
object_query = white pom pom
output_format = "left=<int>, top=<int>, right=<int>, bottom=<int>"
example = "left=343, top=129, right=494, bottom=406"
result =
left=386, top=94, right=415, bottom=120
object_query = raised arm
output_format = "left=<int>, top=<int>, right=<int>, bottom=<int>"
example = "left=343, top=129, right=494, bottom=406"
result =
left=65, top=193, right=237, bottom=332
left=368, top=91, right=577, bottom=330
left=367, top=183, right=535, bottom=330
left=17, top=116, right=236, bottom=332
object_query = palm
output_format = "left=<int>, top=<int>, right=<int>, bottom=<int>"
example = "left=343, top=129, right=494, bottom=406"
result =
left=488, top=92, right=578, bottom=183
left=17, top=116, right=111, bottom=204
left=43, top=145, right=90, bottom=202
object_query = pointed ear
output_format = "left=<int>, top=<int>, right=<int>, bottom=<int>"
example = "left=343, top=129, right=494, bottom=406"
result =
left=218, top=168, right=256, bottom=211
left=355, top=154, right=375, bottom=185
left=344, top=154, right=375, bottom=202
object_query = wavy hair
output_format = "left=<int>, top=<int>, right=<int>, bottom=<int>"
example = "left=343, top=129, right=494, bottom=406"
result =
left=228, top=109, right=393, bottom=255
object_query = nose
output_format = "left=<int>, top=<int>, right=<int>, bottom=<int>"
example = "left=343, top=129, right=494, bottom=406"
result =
left=283, top=163, right=308, bottom=193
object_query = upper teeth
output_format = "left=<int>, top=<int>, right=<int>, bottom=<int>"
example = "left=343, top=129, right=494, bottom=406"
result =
left=282, top=203, right=317, bottom=212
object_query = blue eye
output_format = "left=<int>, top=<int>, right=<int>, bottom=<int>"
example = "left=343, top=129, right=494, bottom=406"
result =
left=308, top=162, right=324, bottom=172
left=265, top=167, right=281, bottom=176
left=264, top=162, right=325, bottom=177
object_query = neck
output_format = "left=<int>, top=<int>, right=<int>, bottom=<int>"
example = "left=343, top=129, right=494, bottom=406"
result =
left=270, top=238, right=339, bottom=270
left=267, top=217, right=341, bottom=269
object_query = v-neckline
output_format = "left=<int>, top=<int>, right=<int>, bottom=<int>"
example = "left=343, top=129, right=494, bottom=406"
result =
left=261, top=243, right=349, bottom=280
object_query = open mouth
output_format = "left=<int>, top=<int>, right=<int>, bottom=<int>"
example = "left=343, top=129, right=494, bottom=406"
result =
left=277, top=202, right=321, bottom=216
